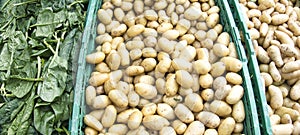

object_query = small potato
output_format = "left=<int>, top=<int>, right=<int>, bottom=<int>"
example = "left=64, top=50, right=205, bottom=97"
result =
left=172, top=58, right=193, bottom=72
left=117, top=108, right=138, bottom=123
left=218, top=117, right=236, bottom=135
left=108, top=90, right=128, bottom=108
left=89, top=73, right=109, bottom=87
left=272, top=124, right=294, bottom=135
left=158, top=37, right=174, bottom=54
left=157, top=103, right=176, bottom=120
left=126, top=66, right=144, bottom=76
left=172, top=120, right=187, bottom=134
left=179, top=46, right=196, bottom=62
left=135, top=83, right=157, bottom=99
left=101, top=105, right=117, bottom=128
left=174, top=104, right=194, bottom=123
left=210, top=100, right=232, bottom=117
left=206, top=13, right=219, bottom=28
left=142, top=48, right=157, bottom=58
left=226, top=85, right=244, bottom=104
left=199, top=74, right=213, bottom=89
left=166, top=74, right=179, bottom=96
left=232, top=100, right=245, bottom=123
left=184, top=93, right=203, bottom=113
left=108, top=124, right=128, bottom=134
left=92, top=95, right=111, bottom=109
left=163, top=95, right=183, bottom=107
left=201, top=89, right=214, bottom=102
left=220, top=57, right=242, bottom=72
left=106, top=51, right=121, bottom=70
left=184, top=6, right=201, bottom=20
left=214, top=85, right=231, bottom=101
left=128, top=111, right=143, bottom=130
left=184, top=121, right=205, bottom=135
left=86, top=86, right=96, bottom=106
left=204, top=129, right=218, bottom=135
left=290, top=80, right=300, bottom=101
left=275, top=107, right=300, bottom=121
left=257, top=46, right=270, bottom=64
left=213, top=76, right=227, bottom=90
left=176, top=19, right=191, bottom=36
left=261, top=72, right=273, bottom=87
left=127, top=24, right=145, bottom=37
left=271, top=14, right=289, bottom=25
left=213, top=43, right=230, bottom=57
left=129, top=49, right=142, bottom=61
left=162, top=30, right=180, bottom=40
left=193, top=60, right=211, bottom=74
left=160, top=126, right=176, bottom=135
left=141, top=58, right=157, bottom=72
left=143, top=115, right=170, bottom=131
left=175, top=70, right=194, bottom=89
left=97, top=23, right=106, bottom=35
left=89, top=110, right=104, bottom=121
left=206, top=29, right=218, bottom=42
left=196, top=111, right=220, bottom=128
left=217, top=32, right=230, bottom=46
left=95, top=62, right=110, bottom=73
left=114, top=8, right=124, bottom=22
left=84, top=127, right=98, bottom=135
left=268, top=85, right=283, bottom=109
left=84, top=115, right=103, bottom=131
left=210, top=62, right=226, bottom=77
left=226, top=72, right=243, bottom=85
left=86, top=52, right=105, bottom=64
left=144, top=10, right=158, bottom=21
left=97, top=9, right=112, bottom=25
left=195, top=30, right=207, bottom=42
left=180, top=34, right=195, bottom=44
left=117, top=43, right=130, bottom=66
left=141, top=103, right=157, bottom=116
left=111, top=24, right=127, bottom=36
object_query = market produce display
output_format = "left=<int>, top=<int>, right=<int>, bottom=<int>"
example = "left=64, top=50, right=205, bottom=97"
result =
left=0, top=0, right=87, bottom=134
left=83, top=0, right=248, bottom=134
left=238, top=0, right=300, bottom=134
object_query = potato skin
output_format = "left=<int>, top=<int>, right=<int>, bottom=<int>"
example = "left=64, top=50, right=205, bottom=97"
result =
left=196, top=111, right=220, bottom=128
left=218, top=117, right=236, bottom=135
left=142, top=115, right=170, bottom=131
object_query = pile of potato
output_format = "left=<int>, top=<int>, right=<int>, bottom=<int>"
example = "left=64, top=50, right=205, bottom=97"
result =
left=84, top=0, right=247, bottom=135
left=239, top=0, right=300, bottom=134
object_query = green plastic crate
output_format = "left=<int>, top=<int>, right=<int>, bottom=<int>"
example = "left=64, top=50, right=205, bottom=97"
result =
left=70, top=0, right=261, bottom=134
left=227, top=0, right=273, bottom=135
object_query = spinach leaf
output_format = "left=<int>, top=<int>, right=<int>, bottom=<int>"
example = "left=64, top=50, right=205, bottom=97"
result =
left=0, top=44, right=12, bottom=71
left=0, top=99, right=23, bottom=125
left=51, top=92, right=72, bottom=126
left=35, top=8, right=55, bottom=37
left=34, top=105, right=55, bottom=135
left=38, top=55, right=68, bottom=102
left=7, top=90, right=35, bottom=135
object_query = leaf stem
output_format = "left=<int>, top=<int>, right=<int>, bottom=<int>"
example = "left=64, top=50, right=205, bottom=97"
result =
left=30, top=22, right=60, bottom=28
left=0, top=18, right=13, bottom=31
left=9, top=76, right=44, bottom=82
left=1, top=0, right=12, bottom=10
left=13, top=0, right=38, bottom=6
left=62, top=126, right=70, bottom=135
left=43, top=39, right=56, bottom=54
left=37, top=56, right=41, bottom=78
left=68, top=0, right=84, bottom=8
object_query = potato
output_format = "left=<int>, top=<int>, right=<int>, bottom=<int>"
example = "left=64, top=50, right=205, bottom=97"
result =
left=225, top=72, right=243, bottom=85
left=86, top=86, right=96, bottom=106
left=86, top=52, right=105, bottom=64
left=210, top=62, right=226, bottom=77
left=89, top=73, right=109, bottom=87
left=165, top=74, right=179, bottom=96
left=212, top=76, right=227, bottom=90
left=275, top=106, right=300, bottom=121
left=268, top=85, right=283, bottom=109
left=97, top=9, right=112, bottom=25
left=157, top=103, right=176, bottom=120
left=274, top=30, right=294, bottom=46
left=233, top=123, right=243, bottom=133
left=92, top=95, right=111, bottom=109
left=257, top=46, right=270, bottom=64
left=159, top=126, right=176, bottom=135
left=108, top=124, right=128, bottom=134
left=126, top=66, right=144, bottom=76
left=232, top=100, right=245, bottom=123
left=175, top=70, right=194, bottom=88
left=128, top=110, right=143, bottom=130
left=184, top=93, right=203, bottom=113
left=127, top=24, right=145, bottom=37
left=135, top=83, right=157, bottom=99
left=290, top=80, right=300, bottom=101
left=172, top=120, right=187, bottom=134
left=108, top=90, right=128, bottom=108
left=271, top=14, right=289, bottom=25
left=117, top=108, right=138, bottom=123
left=196, top=111, right=220, bottom=128
left=272, top=124, right=294, bottom=135
left=199, top=73, right=213, bottom=89
left=206, top=13, right=219, bottom=28
left=214, top=85, right=231, bottom=100
left=172, top=58, right=193, bottom=72
left=179, top=46, right=196, bottom=62
left=84, top=127, right=98, bottom=135
left=142, top=115, right=170, bottom=131
left=176, top=19, right=191, bottom=35
left=201, top=89, right=214, bottom=102
left=184, top=121, right=205, bottom=135
left=220, top=57, right=242, bottom=72
left=106, top=51, right=121, bottom=70
left=270, top=114, right=281, bottom=125
left=84, top=114, right=103, bottom=131
left=174, top=104, right=194, bottom=123
left=226, top=85, right=244, bottom=105
left=89, top=110, right=104, bottom=121
left=261, top=72, right=273, bottom=87
left=218, top=117, right=235, bottom=135
left=210, top=100, right=232, bottom=117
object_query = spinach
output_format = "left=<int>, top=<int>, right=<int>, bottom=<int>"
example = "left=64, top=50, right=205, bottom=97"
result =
left=0, top=0, right=87, bottom=134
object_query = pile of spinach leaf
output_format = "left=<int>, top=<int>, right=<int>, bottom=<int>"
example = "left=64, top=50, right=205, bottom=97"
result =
left=0, top=0, right=87, bottom=134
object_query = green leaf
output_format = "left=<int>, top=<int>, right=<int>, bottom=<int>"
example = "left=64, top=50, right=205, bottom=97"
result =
left=0, top=44, right=12, bottom=71
left=38, top=56, right=68, bottom=102
left=35, top=8, right=55, bottom=37
left=7, top=91, right=35, bottom=135
left=33, top=106, right=55, bottom=135
left=0, top=99, right=23, bottom=125
left=51, top=92, right=71, bottom=125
